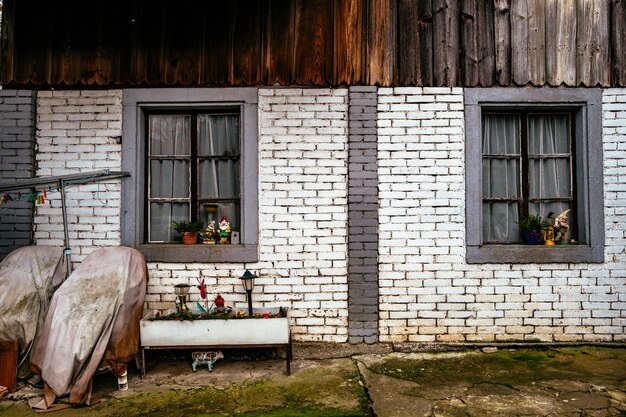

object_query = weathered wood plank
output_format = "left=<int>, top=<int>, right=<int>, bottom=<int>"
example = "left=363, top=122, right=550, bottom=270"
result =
left=577, top=0, right=610, bottom=86
left=200, top=2, right=233, bottom=85
left=544, top=0, right=558, bottom=85
left=334, top=0, right=365, bottom=85
left=555, top=0, right=577, bottom=85
left=511, top=0, right=529, bottom=85
left=0, top=0, right=15, bottom=84
left=396, top=0, right=422, bottom=86
left=527, top=0, right=545, bottom=85
left=13, top=0, right=52, bottom=84
left=232, top=0, right=262, bottom=85
left=418, top=0, right=434, bottom=86
left=263, top=0, right=295, bottom=85
left=461, top=0, right=494, bottom=86
left=294, top=0, right=333, bottom=85
left=611, top=0, right=626, bottom=85
left=433, top=0, right=460, bottom=86
left=128, top=0, right=167, bottom=85
left=161, top=0, right=203, bottom=85
left=461, top=0, right=479, bottom=86
left=397, top=0, right=421, bottom=85
left=49, top=6, right=81, bottom=85
left=494, top=0, right=511, bottom=85
left=366, top=0, right=396, bottom=86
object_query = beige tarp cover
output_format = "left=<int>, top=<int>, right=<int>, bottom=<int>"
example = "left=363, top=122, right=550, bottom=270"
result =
left=0, top=246, right=66, bottom=378
left=31, top=247, right=147, bottom=408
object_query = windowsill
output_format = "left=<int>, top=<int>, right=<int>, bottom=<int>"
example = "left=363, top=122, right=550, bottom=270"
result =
left=467, top=244, right=604, bottom=264
left=135, top=244, right=258, bottom=263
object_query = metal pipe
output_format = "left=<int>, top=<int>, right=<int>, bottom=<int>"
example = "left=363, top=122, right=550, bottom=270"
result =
left=59, top=179, right=72, bottom=277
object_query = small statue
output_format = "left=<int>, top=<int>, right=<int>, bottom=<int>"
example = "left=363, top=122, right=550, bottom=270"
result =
left=203, top=221, right=216, bottom=244
left=218, top=216, right=231, bottom=244
left=554, top=209, right=571, bottom=243
left=191, top=351, right=224, bottom=372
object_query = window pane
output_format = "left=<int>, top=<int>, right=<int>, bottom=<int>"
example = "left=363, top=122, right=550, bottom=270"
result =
left=482, top=157, right=520, bottom=198
left=482, top=114, right=520, bottom=154
left=149, top=115, right=191, bottom=156
left=198, top=160, right=240, bottom=199
left=528, top=157, right=571, bottom=199
left=198, top=114, right=240, bottom=156
left=528, top=114, right=570, bottom=155
left=150, top=160, right=190, bottom=199
left=483, top=202, right=519, bottom=243
left=150, top=202, right=189, bottom=242
left=530, top=201, right=571, bottom=220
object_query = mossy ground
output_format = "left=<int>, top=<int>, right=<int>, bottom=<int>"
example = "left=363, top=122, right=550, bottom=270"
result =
left=367, top=346, right=626, bottom=388
left=0, top=359, right=372, bottom=417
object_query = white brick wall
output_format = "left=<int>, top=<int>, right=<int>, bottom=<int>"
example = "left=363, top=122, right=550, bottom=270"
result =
left=35, top=90, right=123, bottom=262
left=377, top=87, right=626, bottom=343
left=34, top=86, right=623, bottom=344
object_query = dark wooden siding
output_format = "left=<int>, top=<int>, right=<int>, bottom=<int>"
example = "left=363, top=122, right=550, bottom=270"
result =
left=1, top=0, right=624, bottom=87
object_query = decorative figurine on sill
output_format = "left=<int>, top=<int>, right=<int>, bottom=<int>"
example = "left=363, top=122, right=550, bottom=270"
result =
left=554, top=209, right=571, bottom=244
left=219, top=216, right=231, bottom=244
left=203, top=221, right=216, bottom=244
left=544, top=224, right=555, bottom=246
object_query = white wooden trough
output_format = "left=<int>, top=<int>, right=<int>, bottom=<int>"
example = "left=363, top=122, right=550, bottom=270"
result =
left=139, top=308, right=291, bottom=376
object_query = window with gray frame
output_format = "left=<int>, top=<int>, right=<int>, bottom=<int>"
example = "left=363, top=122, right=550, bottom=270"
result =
left=465, top=88, right=604, bottom=263
left=122, top=88, right=258, bottom=263
left=147, top=111, right=241, bottom=243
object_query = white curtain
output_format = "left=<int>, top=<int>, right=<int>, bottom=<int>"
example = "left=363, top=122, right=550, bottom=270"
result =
left=527, top=114, right=571, bottom=219
left=197, top=114, right=241, bottom=228
left=482, top=114, right=521, bottom=243
left=149, top=115, right=190, bottom=242
left=482, top=113, right=571, bottom=243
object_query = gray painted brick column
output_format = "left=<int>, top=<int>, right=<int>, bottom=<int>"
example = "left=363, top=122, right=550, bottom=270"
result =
left=0, top=90, right=37, bottom=259
left=347, top=86, right=379, bottom=344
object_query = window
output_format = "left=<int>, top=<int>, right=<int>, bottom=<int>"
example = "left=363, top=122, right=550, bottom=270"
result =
left=465, top=88, right=604, bottom=263
left=122, top=88, right=258, bottom=262
left=147, top=111, right=241, bottom=243
left=482, top=111, right=575, bottom=243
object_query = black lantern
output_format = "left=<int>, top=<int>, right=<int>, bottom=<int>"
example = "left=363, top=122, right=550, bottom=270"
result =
left=240, top=270, right=256, bottom=316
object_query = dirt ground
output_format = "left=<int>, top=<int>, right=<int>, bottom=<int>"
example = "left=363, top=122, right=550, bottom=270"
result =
left=1, top=345, right=625, bottom=417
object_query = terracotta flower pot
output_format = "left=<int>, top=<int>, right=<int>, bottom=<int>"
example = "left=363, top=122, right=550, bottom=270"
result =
left=181, top=232, right=198, bottom=245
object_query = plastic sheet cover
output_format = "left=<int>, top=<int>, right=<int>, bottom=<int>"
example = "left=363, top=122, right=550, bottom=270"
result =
left=31, top=247, right=147, bottom=408
left=0, top=246, right=66, bottom=378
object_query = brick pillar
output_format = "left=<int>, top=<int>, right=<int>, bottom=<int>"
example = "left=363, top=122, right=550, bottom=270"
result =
left=347, top=86, right=379, bottom=344
left=0, top=90, right=37, bottom=259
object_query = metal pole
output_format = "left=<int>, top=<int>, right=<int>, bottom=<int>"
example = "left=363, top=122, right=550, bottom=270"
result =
left=59, top=179, right=72, bottom=277
left=246, top=290, right=253, bottom=316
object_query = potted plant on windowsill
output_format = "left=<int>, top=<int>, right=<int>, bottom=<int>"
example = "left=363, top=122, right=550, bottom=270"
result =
left=172, top=220, right=205, bottom=245
left=518, top=214, right=549, bottom=245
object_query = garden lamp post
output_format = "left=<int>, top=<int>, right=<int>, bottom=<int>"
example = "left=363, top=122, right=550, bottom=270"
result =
left=240, top=270, right=256, bottom=316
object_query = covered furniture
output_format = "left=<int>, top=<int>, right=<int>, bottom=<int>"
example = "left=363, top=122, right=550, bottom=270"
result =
left=0, top=246, right=66, bottom=380
left=30, top=247, right=147, bottom=409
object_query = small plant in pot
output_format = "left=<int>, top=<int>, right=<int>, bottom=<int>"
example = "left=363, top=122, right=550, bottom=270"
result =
left=171, top=220, right=205, bottom=245
left=518, top=214, right=549, bottom=245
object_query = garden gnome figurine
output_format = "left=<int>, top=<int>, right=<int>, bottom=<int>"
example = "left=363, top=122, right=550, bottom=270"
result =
left=554, top=209, right=571, bottom=243
left=219, top=216, right=231, bottom=244
left=203, top=221, right=216, bottom=244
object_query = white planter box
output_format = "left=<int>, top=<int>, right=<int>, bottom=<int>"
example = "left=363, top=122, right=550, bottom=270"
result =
left=139, top=308, right=291, bottom=375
